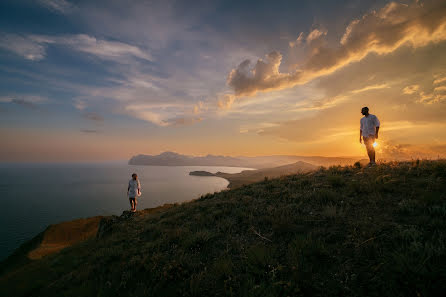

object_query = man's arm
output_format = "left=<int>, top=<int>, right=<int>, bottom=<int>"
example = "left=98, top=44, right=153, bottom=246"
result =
left=374, top=116, right=380, bottom=139
left=359, top=119, right=363, bottom=143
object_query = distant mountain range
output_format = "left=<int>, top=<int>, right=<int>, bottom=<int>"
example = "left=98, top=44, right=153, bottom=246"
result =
left=129, top=151, right=362, bottom=168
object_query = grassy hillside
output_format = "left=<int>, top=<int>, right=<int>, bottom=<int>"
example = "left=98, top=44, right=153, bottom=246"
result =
left=0, top=216, right=103, bottom=276
left=1, top=160, right=445, bottom=297
left=216, top=161, right=319, bottom=188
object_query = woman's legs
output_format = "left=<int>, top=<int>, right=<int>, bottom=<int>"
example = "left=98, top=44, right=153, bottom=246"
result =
left=129, top=197, right=135, bottom=211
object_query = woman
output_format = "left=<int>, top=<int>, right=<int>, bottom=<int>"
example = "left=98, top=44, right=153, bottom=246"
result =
left=127, top=173, right=141, bottom=212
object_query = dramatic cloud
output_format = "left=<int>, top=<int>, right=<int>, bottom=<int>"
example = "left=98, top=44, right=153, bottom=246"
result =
left=0, top=34, right=152, bottom=62
left=38, top=0, right=74, bottom=14
left=227, top=0, right=446, bottom=101
left=227, top=51, right=288, bottom=99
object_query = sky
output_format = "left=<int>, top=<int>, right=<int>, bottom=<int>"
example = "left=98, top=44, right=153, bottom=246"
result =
left=1, top=0, right=445, bottom=161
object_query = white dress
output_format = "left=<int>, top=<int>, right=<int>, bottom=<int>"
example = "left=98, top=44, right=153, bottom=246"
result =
left=128, top=179, right=141, bottom=198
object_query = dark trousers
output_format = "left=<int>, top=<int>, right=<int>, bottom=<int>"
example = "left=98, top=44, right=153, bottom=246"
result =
left=363, top=136, right=376, bottom=163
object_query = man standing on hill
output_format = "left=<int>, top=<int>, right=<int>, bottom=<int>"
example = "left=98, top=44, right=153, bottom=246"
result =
left=360, top=107, right=380, bottom=166
left=128, top=173, right=141, bottom=212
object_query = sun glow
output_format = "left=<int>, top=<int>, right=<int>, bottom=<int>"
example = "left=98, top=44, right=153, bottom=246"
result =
left=373, top=142, right=378, bottom=148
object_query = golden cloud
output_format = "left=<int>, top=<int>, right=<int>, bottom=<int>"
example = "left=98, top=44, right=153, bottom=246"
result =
left=226, top=0, right=446, bottom=102
left=402, top=74, right=446, bottom=104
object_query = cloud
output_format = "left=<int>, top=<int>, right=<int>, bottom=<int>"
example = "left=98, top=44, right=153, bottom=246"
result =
left=306, top=28, right=326, bottom=43
left=217, top=94, right=236, bottom=109
left=402, top=74, right=446, bottom=104
left=289, top=32, right=304, bottom=48
left=74, top=99, right=87, bottom=111
left=124, top=105, right=170, bottom=127
left=71, top=67, right=214, bottom=127
left=416, top=92, right=446, bottom=104
left=403, top=84, right=420, bottom=94
left=126, top=108, right=202, bottom=127
left=227, top=51, right=288, bottom=97
left=55, top=34, right=153, bottom=61
left=125, top=103, right=203, bottom=126
left=289, top=83, right=391, bottom=113
left=350, top=84, right=390, bottom=94
left=340, top=20, right=360, bottom=45
left=0, top=95, right=48, bottom=109
left=289, top=29, right=327, bottom=48
left=38, top=0, right=74, bottom=14
left=80, top=129, right=99, bottom=133
left=433, top=76, right=446, bottom=84
left=0, top=97, right=13, bottom=103
left=0, top=34, right=46, bottom=61
left=11, top=99, right=40, bottom=109
left=434, top=85, right=446, bottom=92
left=193, top=100, right=207, bottom=114
left=82, top=112, right=104, bottom=122
left=0, top=34, right=152, bottom=62
left=227, top=0, right=446, bottom=101
left=167, top=117, right=203, bottom=126
left=238, top=122, right=280, bottom=135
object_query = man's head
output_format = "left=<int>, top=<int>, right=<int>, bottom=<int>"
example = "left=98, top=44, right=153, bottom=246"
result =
left=132, top=173, right=138, bottom=180
left=361, top=106, right=369, bottom=116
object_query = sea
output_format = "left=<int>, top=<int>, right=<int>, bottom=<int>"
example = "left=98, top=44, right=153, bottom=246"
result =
left=0, top=162, right=252, bottom=261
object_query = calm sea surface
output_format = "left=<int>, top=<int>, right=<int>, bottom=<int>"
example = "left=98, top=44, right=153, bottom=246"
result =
left=0, top=162, right=252, bottom=260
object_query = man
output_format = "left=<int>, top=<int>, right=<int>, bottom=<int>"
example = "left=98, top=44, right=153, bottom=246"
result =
left=360, top=107, right=380, bottom=166
left=127, top=173, right=141, bottom=212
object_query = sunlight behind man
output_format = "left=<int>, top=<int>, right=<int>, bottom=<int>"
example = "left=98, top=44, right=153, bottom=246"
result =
left=373, top=142, right=378, bottom=148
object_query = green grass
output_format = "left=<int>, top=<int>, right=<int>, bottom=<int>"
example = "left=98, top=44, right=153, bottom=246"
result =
left=1, top=160, right=446, bottom=297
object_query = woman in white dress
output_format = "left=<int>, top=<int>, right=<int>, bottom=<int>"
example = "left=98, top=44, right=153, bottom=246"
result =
left=127, top=173, right=141, bottom=212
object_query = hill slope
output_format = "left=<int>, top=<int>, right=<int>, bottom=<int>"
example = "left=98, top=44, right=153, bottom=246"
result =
left=215, top=161, right=319, bottom=188
left=190, top=161, right=319, bottom=188
left=1, top=160, right=446, bottom=297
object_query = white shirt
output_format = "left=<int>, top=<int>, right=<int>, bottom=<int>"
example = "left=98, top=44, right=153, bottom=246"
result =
left=360, top=114, right=380, bottom=137
left=128, top=179, right=141, bottom=198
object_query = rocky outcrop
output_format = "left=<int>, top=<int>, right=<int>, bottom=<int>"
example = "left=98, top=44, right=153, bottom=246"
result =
left=189, top=171, right=215, bottom=176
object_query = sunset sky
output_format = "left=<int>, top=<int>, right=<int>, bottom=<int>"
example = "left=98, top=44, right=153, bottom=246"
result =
left=1, top=0, right=445, bottom=161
